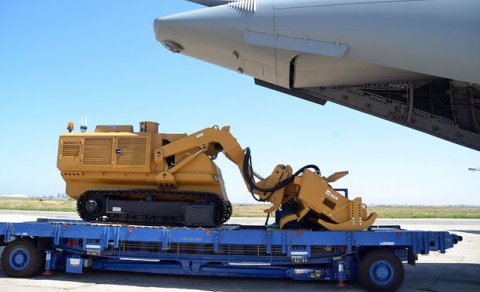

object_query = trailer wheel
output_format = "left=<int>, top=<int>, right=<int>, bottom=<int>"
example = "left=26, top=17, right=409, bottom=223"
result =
left=1, top=238, right=45, bottom=277
left=358, top=250, right=404, bottom=292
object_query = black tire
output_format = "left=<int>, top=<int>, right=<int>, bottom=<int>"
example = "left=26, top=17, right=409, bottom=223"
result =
left=1, top=238, right=45, bottom=277
left=358, top=250, right=404, bottom=292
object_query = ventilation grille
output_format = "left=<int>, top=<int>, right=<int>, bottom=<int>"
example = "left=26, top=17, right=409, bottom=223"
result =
left=119, top=242, right=284, bottom=256
left=61, top=144, right=80, bottom=157
left=116, top=137, right=148, bottom=166
left=108, top=242, right=338, bottom=257
left=83, top=138, right=113, bottom=165
left=228, top=0, right=256, bottom=12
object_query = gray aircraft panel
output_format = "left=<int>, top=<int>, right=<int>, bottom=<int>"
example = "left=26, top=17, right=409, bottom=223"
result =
left=273, top=0, right=480, bottom=84
left=155, top=0, right=480, bottom=151
left=293, top=54, right=430, bottom=87
left=156, top=1, right=279, bottom=84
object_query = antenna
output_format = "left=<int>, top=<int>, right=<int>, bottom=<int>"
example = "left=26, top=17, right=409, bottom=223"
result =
left=80, top=115, right=88, bottom=133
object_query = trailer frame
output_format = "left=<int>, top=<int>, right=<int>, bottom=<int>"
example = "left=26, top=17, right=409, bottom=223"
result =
left=0, top=219, right=462, bottom=291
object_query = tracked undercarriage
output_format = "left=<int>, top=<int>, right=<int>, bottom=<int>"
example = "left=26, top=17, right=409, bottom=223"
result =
left=77, top=189, right=232, bottom=227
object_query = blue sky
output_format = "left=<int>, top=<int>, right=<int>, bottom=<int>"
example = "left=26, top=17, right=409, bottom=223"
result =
left=0, top=0, right=478, bottom=205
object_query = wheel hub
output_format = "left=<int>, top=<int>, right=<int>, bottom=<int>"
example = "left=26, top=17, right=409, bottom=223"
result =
left=370, top=260, right=394, bottom=285
left=375, top=264, right=390, bottom=279
left=85, top=199, right=100, bottom=213
left=14, top=253, right=25, bottom=264
left=9, top=248, right=30, bottom=270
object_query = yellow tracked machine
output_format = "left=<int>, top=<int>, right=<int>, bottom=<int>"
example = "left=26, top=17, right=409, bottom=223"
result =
left=58, top=121, right=376, bottom=230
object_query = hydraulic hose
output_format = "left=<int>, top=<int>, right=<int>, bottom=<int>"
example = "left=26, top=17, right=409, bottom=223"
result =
left=242, top=147, right=320, bottom=201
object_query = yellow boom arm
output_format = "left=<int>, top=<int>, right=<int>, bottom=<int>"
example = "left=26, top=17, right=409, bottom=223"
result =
left=155, top=125, right=376, bottom=231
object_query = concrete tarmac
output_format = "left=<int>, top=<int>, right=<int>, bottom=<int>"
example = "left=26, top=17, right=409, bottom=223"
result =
left=0, top=210, right=479, bottom=292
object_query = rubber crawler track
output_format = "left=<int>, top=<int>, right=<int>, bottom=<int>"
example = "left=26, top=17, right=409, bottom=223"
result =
left=77, top=189, right=232, bottom=227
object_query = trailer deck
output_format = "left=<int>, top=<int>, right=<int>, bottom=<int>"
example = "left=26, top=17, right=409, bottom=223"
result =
left=0, top=219, right=462, bottom=291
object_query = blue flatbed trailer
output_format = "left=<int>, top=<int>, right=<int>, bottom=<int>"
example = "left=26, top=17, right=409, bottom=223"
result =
left=0, top=219, right=462, bottom=291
